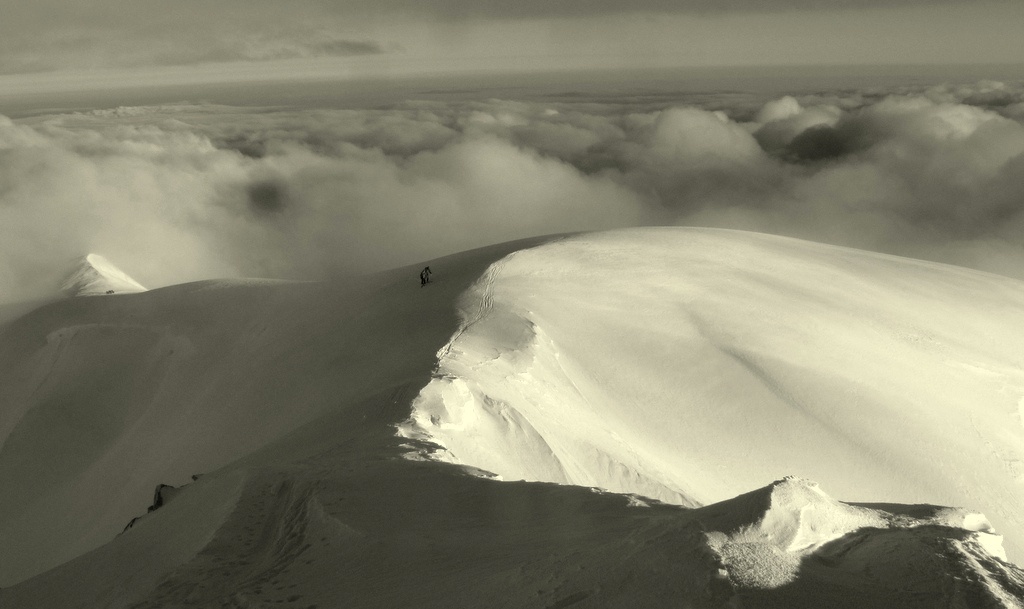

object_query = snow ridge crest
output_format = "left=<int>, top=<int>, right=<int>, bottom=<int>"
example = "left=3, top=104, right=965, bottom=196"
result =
left=60, top=253, right=147, bottom=297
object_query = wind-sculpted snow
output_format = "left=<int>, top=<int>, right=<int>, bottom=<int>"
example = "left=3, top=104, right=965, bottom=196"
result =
left=402, top=227, right=1024, bottom=561
left=0, top=238, right=541, bottom=585
left=59, top=253, right=147, bottom=296
left=1, top=228, right=1023, bottom=608
left=701, top=477, right=1024, bottom=606
left=399, top=250, right=702, bottom=505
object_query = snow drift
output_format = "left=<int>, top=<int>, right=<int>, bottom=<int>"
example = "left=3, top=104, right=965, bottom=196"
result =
left=0, top=228, right=1022, bottom=608
left=396, top=225, right=1024, bottom=606
left=401, top=228, right=1024, bottom=561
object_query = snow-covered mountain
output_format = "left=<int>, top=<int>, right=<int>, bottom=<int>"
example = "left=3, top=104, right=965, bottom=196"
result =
left=401, top=228, right=1024, bottom=558
left=60, top=253, right=147, bottom=297
left=1, top=229, right=1022, bottom=607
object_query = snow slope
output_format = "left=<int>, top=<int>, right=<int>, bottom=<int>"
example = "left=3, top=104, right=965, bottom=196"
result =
left=60, top=253, right=147, bottom=297
left=0, top=228, right=1022, bottom=608
left=0, top=238, right=545, bottom=585
left=401, top=228, right=1024, bottom=561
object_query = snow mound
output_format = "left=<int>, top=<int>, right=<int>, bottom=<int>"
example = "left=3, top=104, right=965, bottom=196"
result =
left=694, top=477, right=888, bottom=589
left=704, top=477, right=887, bottom=552
left=400, top=227, right=1024, bottom=561
left=60, top=253, right=147, bottom=296
left=696, top=478, right=1024, bottom=604
left=0, top=239, right=541, bottom=586
left=397, top=252, right=700, bottom=505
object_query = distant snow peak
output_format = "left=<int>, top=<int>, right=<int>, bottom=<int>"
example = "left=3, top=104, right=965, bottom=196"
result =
left=60, top=253, right=147, bottom=297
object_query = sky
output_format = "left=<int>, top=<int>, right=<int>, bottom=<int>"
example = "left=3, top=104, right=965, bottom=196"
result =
left=0, top=0, right=1021, bottom=92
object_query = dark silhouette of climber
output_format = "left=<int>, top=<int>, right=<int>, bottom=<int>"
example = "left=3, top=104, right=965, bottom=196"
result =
left=420, top=266, right=432, bottom=287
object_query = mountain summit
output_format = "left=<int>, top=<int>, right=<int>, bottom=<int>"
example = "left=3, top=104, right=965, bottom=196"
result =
left=60, top=253, right=147, bottom=297
left=2, top=229, right=1023, bottom=607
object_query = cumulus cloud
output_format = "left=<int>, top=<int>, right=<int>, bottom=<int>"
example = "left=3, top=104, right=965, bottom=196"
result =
left=0, top=104, right=649, bottom=299
left=720, top=90, right=1024, bottom=271
left=753, top=96, right=843, bottom=157
left=4, top=80, right=1024, bottom=302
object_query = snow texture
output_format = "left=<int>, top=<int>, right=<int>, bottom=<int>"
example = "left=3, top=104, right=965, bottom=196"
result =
left=402, top=228, right=1024, bottom=562
left=60, top=253, right=147, bottom=297
left=0, top=228, right=1022, bottom=608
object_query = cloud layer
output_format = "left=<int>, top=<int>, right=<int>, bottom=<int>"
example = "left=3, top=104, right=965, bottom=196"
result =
left=3, top=79, right=1024, bottom=301
left=1, top=1, right=1020, bottom=74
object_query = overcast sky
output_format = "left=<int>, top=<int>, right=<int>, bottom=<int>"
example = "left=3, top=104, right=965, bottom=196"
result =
left=0, top=0, right=1021, bottom=91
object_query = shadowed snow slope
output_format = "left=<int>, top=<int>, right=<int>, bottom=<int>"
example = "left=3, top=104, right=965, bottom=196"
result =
left=0, top=237, right=546, bottom=586
left=60, top=254, right=147, bottom=297
left=0, top=228, right=1023, bottom=608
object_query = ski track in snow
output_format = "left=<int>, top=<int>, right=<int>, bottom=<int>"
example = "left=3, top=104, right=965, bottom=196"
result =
left=434, top=251, right=510, bottom=365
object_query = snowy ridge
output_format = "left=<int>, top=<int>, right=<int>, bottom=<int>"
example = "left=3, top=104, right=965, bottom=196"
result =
left=398, top=254, right=699, bottom=504
left=1, top=229, right=1023, bottom=607
left=709, top=477, right=889, bottom=554
left=400, top=228, right=1024, bottom=564
left=0, top=239, right=544, bottom=588
left=60, top=253, right=147, bottom=296
left=696, top=477, right=1024, bottom=604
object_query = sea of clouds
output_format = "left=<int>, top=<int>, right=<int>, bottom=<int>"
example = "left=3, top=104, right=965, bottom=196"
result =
left=2, top=79, right=1024, bottom=301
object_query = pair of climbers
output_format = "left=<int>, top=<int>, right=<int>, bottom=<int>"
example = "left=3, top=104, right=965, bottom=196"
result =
left=419, top=266, right=432, bottom=287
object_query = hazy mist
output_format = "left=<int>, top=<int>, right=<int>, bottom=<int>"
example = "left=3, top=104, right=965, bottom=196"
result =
left=2, top=77, right=1024, bottom=301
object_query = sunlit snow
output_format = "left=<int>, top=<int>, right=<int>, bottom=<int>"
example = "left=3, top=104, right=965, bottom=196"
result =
left=1, top=228, right=1022, bottom=608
